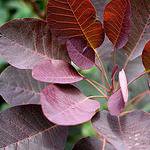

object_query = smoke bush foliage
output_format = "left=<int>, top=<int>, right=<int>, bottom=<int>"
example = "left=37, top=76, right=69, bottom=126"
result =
left=0, top=0, right=149, bottom=149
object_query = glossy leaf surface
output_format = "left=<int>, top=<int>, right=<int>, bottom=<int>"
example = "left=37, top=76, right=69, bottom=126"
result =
left=0, top=18, right=69, bottom=69
left=104, top=0, right=131, bottom=49
left=40, top=84, right=100, bottom=125
left=0, top=105, right=68, bottom=150
left=32, top=60, right=83, bottom=84
left=67, top=37, right=95, bottom=69
left=92, top=110, right=150, bottom=150
left=0, top=66, right=48, bottom=106
left=47, top=0, right=104, bottom=49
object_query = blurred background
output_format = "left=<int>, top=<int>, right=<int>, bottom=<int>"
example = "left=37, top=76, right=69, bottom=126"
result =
left=0, top=0, right=149, bottom=149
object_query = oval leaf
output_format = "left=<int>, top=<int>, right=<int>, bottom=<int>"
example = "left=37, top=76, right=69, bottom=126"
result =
left=92, top=110, right=150, bottom=150
left=67, top=37, right=95, bottom=69
left=40, top=84, right=100, bottom=126
left=47, top=0, right=104, bottom=49
left=0, top=18, right=69, bottom=69
left=142, top=40, right=150, bottom=72
left=0, top=105, right=68, bottom=149
left=104, top=0, right=131, bottom=49
left=32, top=60, right=83, bottom=84
left=73, top=137, right=116, bottom=150
left=0, top=66, right=48, bottom=106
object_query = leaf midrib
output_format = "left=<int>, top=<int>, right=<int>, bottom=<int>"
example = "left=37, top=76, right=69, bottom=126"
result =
left=67, top=0, right=96, bottom=50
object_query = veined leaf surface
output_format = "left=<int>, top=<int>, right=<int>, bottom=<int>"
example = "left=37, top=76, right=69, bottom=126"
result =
left=47, top=0, right=104, bottom=49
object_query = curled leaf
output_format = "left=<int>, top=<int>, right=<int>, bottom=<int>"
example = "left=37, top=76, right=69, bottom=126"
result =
left=67, top=37, right=95, bottom=69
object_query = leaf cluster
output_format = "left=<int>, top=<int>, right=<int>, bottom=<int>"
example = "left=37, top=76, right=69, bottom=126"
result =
left=0, top=0, right=149, bottom=149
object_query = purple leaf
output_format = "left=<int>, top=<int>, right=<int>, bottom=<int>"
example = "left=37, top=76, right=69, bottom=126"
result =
left=40, top=84, right=100, bottom=126
left=67, top=37, right=95, bottom=69
left=108, top=69, right=128, bottom=116
left=108, top=89, right=125, bottom=116
left=0, top=105, right=68, bottom=149
left=92, top=110, right=150, bottom=150
left=0, top=18, right=69, bottom=69
left=73, top=137, right=116, bottom=150
left=125, top=57, right=145, bottom=83
left=123, top=0, right=150, bottom=66
left=98, top=36, right=114, bottom=59
left=32, top=60, right=83, bottom=84
left=119, top=69, right=128, bottom=103
left=0, top=66, right=48, bottom=106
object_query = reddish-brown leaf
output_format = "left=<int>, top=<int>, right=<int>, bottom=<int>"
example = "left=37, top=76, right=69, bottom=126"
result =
left=32, top=60, right=83, bottom=84
left=46, top=0, right=104, bottom=49
left=0, top=105, right=68, bottom=150
left=104, top=0, right=131, bottom=49
left=40, top=84, right=100, bottom=126
left=142, top=40, right=150, bottom=72
left=92, top=110, right=150, bottom=150
left=0, top=18, right=69, bottom=69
